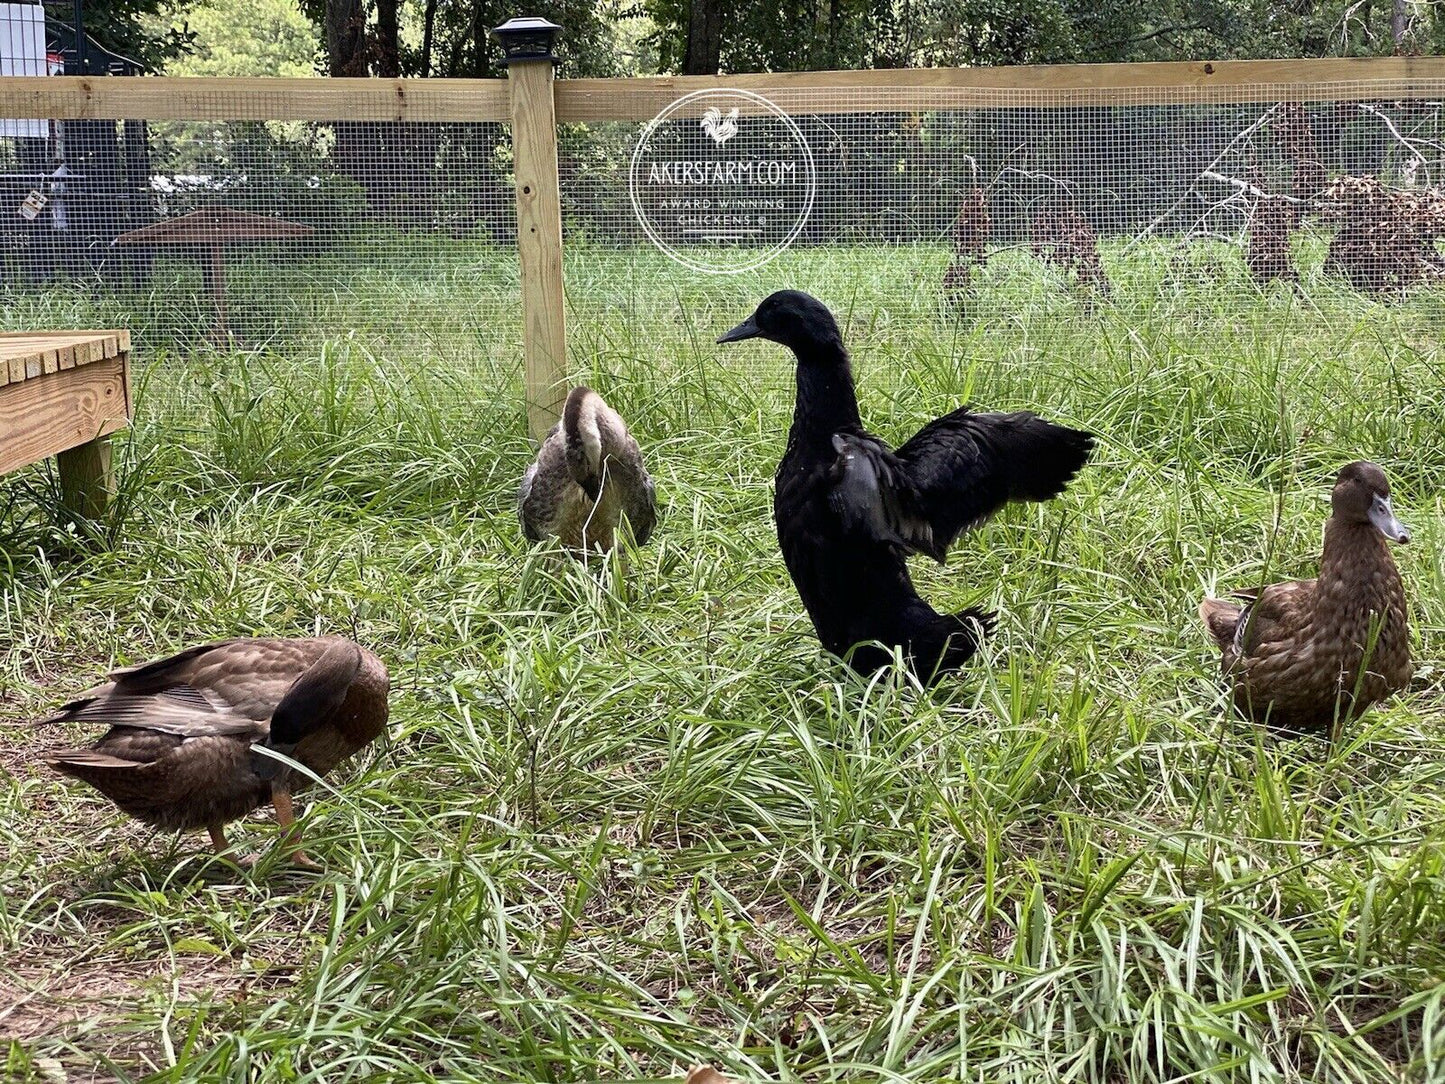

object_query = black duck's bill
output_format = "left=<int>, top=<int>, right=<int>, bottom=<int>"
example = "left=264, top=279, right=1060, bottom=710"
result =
left=716, top=314, right=760, bottom=344
left=1369, top=494, right=1411, bottom=543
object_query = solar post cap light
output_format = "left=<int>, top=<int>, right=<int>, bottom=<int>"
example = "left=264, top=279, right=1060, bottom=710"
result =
left=491, top=16, right=563, bottom=64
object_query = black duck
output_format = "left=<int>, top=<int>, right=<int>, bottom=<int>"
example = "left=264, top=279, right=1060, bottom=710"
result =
left=717, top=290, right=1095, bottom=683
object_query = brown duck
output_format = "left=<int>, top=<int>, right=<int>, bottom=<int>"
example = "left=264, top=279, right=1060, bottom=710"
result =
left=1200, top=461, right=1412, bottom=734
left=43, top=636, right=389, bottom=867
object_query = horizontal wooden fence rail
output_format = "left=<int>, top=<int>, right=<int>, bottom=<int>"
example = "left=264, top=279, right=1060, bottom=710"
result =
left=554, top=57, right=1445, bottom=119
left=0, top=76, right=510, bottom=121
left=3, top=57, right=1445, bottom=123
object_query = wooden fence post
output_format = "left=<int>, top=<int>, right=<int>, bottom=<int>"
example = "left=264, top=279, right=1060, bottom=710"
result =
left=496, top=17, right=568, bottom=441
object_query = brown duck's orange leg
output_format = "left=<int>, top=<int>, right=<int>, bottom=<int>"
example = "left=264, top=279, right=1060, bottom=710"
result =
left=208, top=823, right=231, bottom=854
left=272, top=788, right=322, bottom=870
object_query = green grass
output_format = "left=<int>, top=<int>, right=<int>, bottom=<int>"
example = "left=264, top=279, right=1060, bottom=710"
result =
left=2, top=232, right=1445, bottom=1082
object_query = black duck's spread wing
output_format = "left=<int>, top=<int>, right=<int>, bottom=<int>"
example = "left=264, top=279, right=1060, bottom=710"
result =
left=825, top=432, right=940, bottom=558
left=892, top=408, right=1095, bottom=558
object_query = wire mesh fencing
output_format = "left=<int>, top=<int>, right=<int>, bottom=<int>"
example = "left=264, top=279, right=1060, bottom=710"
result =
left=1, top=70, right=1443, bottom=418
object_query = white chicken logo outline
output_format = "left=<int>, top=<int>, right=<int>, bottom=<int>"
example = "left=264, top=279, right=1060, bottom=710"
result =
left=700, top=106, right=740, bottom=145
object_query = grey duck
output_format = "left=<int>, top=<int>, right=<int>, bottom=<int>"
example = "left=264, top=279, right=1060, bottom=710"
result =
left=518, top=386, right=656, bottom=553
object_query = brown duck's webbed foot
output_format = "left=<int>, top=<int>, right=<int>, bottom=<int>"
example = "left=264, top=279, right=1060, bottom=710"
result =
left=209, top=824, right=262, bottom=872
left=272, top=787, right=322, bottom=870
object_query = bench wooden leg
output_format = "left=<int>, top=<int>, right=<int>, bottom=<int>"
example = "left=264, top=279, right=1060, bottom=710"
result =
left=57, top=436, right=114, bottom=520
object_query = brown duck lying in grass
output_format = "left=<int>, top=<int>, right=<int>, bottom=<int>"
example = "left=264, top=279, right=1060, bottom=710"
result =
left=43, top=636, right=389, bottom=868
left=1200, top=461, right=1412, bottom=735
left=518, top=385, right=657, bottom=554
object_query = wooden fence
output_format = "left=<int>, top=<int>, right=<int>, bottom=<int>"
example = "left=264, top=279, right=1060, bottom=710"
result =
left=2, top=56, right=1443, bottom=438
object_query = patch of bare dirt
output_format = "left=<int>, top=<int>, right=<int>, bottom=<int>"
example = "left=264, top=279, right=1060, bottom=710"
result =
left=2, top=952, right=288, bottom=1080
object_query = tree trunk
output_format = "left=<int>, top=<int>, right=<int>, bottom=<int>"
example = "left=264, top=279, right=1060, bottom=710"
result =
left=325, top=0, right=367, bottom=77
left=1391, top=0, right=1408, bottom=50
left=376, top=0, right=401, bottom=77
left=682, top=0, right=723, bottom=75
left=420, top=0, right=439, bottom=77
left=326, top=0, right=373, bottom=218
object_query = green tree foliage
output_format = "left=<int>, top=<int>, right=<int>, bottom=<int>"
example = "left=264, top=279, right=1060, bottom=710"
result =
left=644, top=0, right=1443, bottom=74
left=148, top=0, right=317, bottom=77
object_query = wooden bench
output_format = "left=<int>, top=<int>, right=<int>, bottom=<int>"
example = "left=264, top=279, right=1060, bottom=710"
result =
left=0, top=331, right=132, bottom=518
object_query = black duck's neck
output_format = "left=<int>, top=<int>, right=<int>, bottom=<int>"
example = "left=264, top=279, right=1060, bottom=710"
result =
left=790, top=338, right=861, bottom=437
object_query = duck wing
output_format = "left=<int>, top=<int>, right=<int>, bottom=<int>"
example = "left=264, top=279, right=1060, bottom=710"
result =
left=1235, top=579, right=1315, bottom=654
left=123, top=638, right=333, bottom=720
left=517, top=427, right=569, bottom=542
left=827, top=410, right=1094, bottom=563
left=43, top=637, right=340, bottom=729
left=45, top=693, right=265, bottom=739
left=826, top=432, right=939, bottom=557
left=103, top=639, right=242, bottom=692
left=895, top=409, right=1095, bottom=559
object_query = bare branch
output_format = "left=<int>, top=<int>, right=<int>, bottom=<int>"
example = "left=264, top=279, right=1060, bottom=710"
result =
left=1126, top=104, right=1285, bottom=251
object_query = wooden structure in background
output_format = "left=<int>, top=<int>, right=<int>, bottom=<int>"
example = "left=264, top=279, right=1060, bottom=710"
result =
left=115, top=207, right=315, bottom=343
left=0, top=56, right=1441, bottom=438
left=0, top=331, right=132, bottom=518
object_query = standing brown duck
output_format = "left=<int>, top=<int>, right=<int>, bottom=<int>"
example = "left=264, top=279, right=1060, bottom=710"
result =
left=43, top=636, right=389, bottom=867
left=1200, top=462, right=1412, bottom=734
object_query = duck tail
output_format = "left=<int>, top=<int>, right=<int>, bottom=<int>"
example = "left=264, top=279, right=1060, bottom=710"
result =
left=45, top=749, right=143, bottom=783
left=1199, top=597, right=1244, bottom=651
left=563, top=386, right=605, bottom=500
